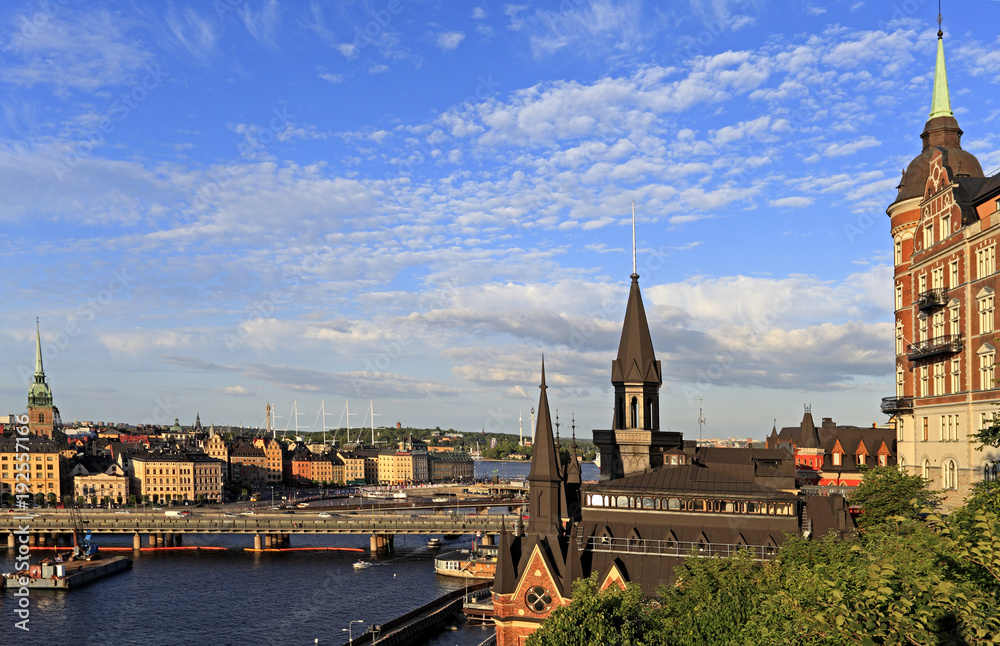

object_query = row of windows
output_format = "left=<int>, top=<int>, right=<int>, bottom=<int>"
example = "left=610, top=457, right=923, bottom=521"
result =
left=0, top=455, right=56, bottom=461
left=585, top=494, right=795, bottom=516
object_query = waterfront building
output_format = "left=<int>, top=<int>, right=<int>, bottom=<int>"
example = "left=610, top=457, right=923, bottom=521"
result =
left=71, top=461, right=129, bottom=504
left=0, top=439, right=63, bottom=503
left=26, top=322, right=58, bottom=439
left=428, top=451, right=475, bottom=483
left=337, top=449, right=378, bottom=485
left=131, top=451, right=223, bottom=503
left=204, top=430, right=231, bottom=482
left=252, top=437, right=285, bottom=482
left=884, top=24, right=1000, bottom=506
left=229, top=441, right=268, bottom=485
left=377, top=438, right=429, bottom=485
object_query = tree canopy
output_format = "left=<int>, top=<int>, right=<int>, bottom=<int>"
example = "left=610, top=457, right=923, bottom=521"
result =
left=848, top=465, right=941, bottom=528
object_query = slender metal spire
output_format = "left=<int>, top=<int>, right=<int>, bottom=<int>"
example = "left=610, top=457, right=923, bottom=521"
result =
left=34, top=317, right=44, bottom=378
left=631, top=201, right=637, bottom=277
left=929, top=3, right=953, bottom=119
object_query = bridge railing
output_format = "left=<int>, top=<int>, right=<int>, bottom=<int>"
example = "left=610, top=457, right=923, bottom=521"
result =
left=0, top=513, right=510, bottom=535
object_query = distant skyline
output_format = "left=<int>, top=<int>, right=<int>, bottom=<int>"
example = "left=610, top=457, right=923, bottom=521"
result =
left=2, top=1, right=999, bottom=439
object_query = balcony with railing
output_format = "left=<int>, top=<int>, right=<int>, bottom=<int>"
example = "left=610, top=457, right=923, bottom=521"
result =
left=907, top=334, right=962, bottom=360
left=880, top=396, right=913, bottom=415
left=917, top=288, right=948, bottom=311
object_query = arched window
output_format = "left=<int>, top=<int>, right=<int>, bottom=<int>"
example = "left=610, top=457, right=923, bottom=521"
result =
left=616, top=397, right=624, bottom=428
left=630, top=397, right=638, bottom=428
left=943, top=460, right=958, bottom=490
left=921, top=459, right=930, bottom=480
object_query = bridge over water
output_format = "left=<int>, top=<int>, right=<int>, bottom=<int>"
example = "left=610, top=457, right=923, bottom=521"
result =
left=1, top=510, right=513, bottom=552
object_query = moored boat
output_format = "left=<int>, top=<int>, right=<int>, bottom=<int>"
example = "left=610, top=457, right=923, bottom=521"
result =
left=352, top=560, right=371, bottom=570
left=427, top=538, right=443, bottom=549
left=433, top=544, right=497, bottom=580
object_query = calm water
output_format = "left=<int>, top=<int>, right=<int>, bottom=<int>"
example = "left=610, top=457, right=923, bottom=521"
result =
left=1, top=533, right=495, bottom=646
left=0, top=461, right=594, bottom=645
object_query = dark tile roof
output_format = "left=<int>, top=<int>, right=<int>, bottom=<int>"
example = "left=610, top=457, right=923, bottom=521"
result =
left=587, top=464, right=792, bottom=498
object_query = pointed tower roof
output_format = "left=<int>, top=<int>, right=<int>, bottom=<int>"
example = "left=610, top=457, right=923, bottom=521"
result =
left=34, top=319, right=44, bottom=379
left=28, top=320, right=53, bottom=407
left=528, top=360, right=561, bottom=484
left=611, top=273, right=662, bottom=385
left=797, top=406, right=820, bottom=449
left=929, top=26, right=953, bottom=119
left=893, top=18, right=983, bottom=204
left=566, top=420, right=582, bottom=486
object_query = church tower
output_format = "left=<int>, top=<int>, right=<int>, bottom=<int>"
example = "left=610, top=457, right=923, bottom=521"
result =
left=593, top=209, right=682, bottom=480
left=27, top=320, right=56, bottom=439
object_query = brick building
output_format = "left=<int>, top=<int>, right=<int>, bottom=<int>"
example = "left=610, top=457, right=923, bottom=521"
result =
left=884, top=25, right=1000, bottom=506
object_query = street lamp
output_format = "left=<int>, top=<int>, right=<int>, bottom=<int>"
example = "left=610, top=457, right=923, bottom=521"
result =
left=269, top=486, right=275, bottom=508
left=342, top=620, right=365, bottom=645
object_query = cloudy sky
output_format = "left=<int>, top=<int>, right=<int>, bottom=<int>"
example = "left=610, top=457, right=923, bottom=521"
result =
left=1, top=0, right=998, bottom=440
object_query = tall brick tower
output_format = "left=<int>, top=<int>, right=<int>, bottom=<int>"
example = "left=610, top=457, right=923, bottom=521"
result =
left=884, top=15, right=1000, bottom=506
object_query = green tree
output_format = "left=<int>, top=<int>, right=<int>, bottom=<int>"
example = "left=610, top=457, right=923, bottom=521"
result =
left=848, top=465, right=941, bottom=528
left=527, top=575, right=662, bottom=646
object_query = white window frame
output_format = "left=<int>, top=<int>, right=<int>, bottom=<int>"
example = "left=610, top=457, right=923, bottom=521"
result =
left=894, top=238, right=902, bottom=265
left=931, top=267, right=944, bottom=290
left=895, top=284, right=903, bottom=311
left=950, top=259, right=959, bottom=287
left=895, top=321, right=905, bottom=356
left=951, top=358, right=960, bottom=393
left=979, top=344, right=996, bottom=390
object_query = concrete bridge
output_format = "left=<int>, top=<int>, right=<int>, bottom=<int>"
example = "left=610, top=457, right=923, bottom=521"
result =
left=0, top=510, right=513, bottom=553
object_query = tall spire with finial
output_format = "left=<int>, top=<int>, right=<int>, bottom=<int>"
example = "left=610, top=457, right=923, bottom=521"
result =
left=34, top=317, right=44, bottom=379
left=929, top=2, right=953, bottom=119
left=631, top=200, right=637, bottom=277
left=527, top=356, right=564, bottom=535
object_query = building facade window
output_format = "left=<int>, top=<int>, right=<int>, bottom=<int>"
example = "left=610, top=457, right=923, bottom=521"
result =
left=980, top=347, right=996, bottom=390
left=950, top=259, right=960, bottom=287
left=933, top=310, right=945, bottom=338
left=980, top=293, right=995, bottom=334
left=896, top=321, right=905, bottom=356
left=932, top=267, right=944, bottom=290
left=922, top=417, right=929, bottom=442
left=919, top=274, right=928, bottom=294
left=832, top=452, right=841, bottom=467
left=951, top=359, right=961, bottom=393
left=897, top=366, right=905, bottom=397
left=941, top=212, right=950, bottom=238
left=977, top=245, right=996, bottom=279
left=923, top=224, right=934, bottom=249
left=896, top=284, right=903, bottom=310
left=922, top=459, right=930, bottom=479
left=950, top=303, right=960, bottom=335
left=920, top=366, right=929, bottom=397
left=895, top=238, right=902, bottom=265
left=934, top=363, right=945, bottom=395
left=919, top=317, right=928, bottom=342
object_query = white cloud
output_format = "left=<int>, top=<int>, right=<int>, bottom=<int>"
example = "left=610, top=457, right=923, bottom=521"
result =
left=435, top=31, right=465, bottom=51
left=319, top=72, right=343, bottom=84
left=823, top=135, right=880, bottom=157
left=770, top=196, right=813, bottom=209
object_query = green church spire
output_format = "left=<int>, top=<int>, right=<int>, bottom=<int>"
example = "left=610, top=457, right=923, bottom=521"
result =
left=28, top=319, right=52, bottom=407
left=928, top=15, right=953, bottom=119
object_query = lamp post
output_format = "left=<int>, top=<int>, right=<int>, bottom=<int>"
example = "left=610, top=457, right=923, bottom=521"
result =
left=342, top=620, right=365, bottom=645
left=269, top=486, right=275, bottom=509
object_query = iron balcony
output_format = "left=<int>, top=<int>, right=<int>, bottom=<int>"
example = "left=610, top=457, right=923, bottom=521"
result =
left=917, top=288, right=948, bottom=311
left=880, top=396, right=913, bottom=415
left=906, top=334, right=962, bottom=360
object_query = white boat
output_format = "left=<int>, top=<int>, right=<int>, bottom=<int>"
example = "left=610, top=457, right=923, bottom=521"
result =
left=353, top=560, right=371, bottom=570
left=427, top=538, right=443, bottom=549
left=431, top=497, right=448, bottom=503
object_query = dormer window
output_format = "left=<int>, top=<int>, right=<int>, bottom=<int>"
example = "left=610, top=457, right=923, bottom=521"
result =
left=856, top=453, right=866, bottom=466
left=832, top=452, right=841, bottom=467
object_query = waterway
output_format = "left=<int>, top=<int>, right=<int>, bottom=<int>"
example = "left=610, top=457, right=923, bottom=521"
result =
left=1, top=461, right=601, bottom=646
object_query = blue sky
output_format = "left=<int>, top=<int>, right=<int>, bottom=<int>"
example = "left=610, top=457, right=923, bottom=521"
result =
left=1, top=0, right=999, bottom=439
